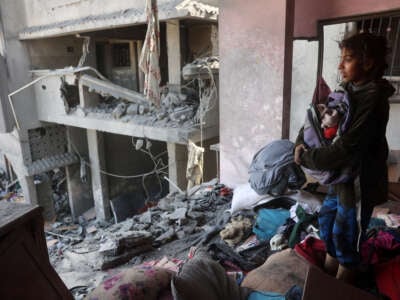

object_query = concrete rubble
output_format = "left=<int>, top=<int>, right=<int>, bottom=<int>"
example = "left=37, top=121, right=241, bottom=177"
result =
left=43, top=179, right=231, bottom=297
left=70, top=56, right=219, bottom=129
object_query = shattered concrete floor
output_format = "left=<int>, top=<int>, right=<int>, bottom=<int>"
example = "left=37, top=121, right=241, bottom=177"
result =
left=44, top=180, right=231, bottom=299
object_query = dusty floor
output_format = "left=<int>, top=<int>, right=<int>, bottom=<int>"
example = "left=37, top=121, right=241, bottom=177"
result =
left=44, top=181, right=231, bottom=299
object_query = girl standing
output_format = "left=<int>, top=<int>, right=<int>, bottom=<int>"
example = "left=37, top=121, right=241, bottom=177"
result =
left=295, top=32, right=395, bottom=283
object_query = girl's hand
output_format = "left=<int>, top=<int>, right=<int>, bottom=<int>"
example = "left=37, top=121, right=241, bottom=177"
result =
left=294, top=144, right=307, bottom=165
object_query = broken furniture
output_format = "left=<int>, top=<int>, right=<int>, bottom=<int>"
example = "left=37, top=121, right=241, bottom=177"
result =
left=0, top=201, right=72, bottom=300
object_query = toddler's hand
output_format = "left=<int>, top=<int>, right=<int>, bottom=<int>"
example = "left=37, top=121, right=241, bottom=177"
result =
left=294, top=144, right=307, bottom=165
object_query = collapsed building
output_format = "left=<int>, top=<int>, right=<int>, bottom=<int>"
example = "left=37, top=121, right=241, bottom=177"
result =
left=0, top=0, right=219, bottom=222
left=2, top=0, right=400, bottom=300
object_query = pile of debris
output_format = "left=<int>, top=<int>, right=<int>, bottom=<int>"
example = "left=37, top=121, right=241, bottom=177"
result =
left=45, top=180, right=231, bottom=293
left=78, top=56, right=219, bottom=129
left=0, top=168, right=24, bottom=203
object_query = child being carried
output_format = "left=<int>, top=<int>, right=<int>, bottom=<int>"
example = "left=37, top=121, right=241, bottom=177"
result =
left=301, top=88, right=357, bottom=184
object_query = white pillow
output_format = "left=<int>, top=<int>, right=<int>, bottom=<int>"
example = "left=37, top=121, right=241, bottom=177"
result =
left=230, top=183, right=272, bottom=213
left=230, top=184, right=323, bottom=214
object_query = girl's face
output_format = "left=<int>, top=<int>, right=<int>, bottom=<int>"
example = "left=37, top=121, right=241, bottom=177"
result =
left=338, top=48, right=368, bottom=85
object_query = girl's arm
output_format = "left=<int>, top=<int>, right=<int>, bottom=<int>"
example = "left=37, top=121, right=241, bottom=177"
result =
left=299, top=91, right=380, bottom=171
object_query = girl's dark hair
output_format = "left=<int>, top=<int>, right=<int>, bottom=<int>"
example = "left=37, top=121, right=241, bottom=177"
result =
left=339, top=32, right=389, bottom=79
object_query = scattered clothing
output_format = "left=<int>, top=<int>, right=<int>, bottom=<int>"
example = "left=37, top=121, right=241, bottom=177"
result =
left=230, top=183, right=269, bottom=213
left=375, top=213, right=400, bottom=228
left=253, top=208, right=290, bottom=242
left=220, top=216, right=253, bottom=247
left=85, top=265, right=173, bottom=300
left=208, top=242, right=259, bottom=272
left=288, top=204, right=318, bottom=248
left=294, top=236, right=326, bottom=268
left=270, top=233, right=288, bottom=251
left=285, top=285, right=303, bottom=300
left=241, top=249, right=308, bottom=295
left=289, top=202, right=315, bottom=223
left=361, top=230, right=400, bottom=265
left=247, top=291, right=285, bottom=300
left=374, top=255, right=400, bottom=300
left=186, top=140, right=205, bottom=190
left=171, top=249, right=251, bottom=300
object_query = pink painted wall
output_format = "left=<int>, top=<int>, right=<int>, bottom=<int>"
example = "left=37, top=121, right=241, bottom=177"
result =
left=219, top=0, right=289, bottom=187
left=295, top=0, right=400, bottom=38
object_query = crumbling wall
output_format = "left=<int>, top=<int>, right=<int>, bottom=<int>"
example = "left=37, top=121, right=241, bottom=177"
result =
left=186, top=22, right=217, bottom=60
left=0, top=0, right=40, bottom=132
left=27, top=36, right=83, bottom=69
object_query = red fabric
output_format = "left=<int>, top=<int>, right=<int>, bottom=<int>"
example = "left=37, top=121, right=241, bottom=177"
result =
left=294, top=237, right=326, bottom=268
left=323, top=125, right=338, bottom=139
left=312, top=77, right=332, bottom=105
left=375, top=255, right=400, bottom=300
left=361, top=230, right=400, bottom=265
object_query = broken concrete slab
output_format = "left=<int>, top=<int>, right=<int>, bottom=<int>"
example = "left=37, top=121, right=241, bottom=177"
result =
left=46, top=239, right=59, bottom=248
left=112, top=102, right=127, bottom=119
left=139, top=210, right=152, bottom=224
left=100, top=244, right=153, bottom=270
left=99, top=230, right=153, bottom=258
left=86, top=225, right=97, bottom=234
left=166, top=207, right=187, bottom=220
left=99, top=239, right=119, bottom=257
left=82, top=207, right=96, bottom=221
left=155, top=227, right=175, bottom=244
left=116, top=230, right=152, bottom=249
left=79, top=74, right=148, bottom=106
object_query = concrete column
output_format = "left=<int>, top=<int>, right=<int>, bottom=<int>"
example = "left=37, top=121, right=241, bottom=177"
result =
left=19, top=175, right=38, bottom=205
left=136, top=41, right=145, bottom=93
left=36, top=176, right=55, bottom=221
left=167, top=20, right=182, bottom=85
left=65, top=126, right=93, bottom=221
left=166, top=20, right=187, bottom=190
left=87, top=129, right=111, bottom=221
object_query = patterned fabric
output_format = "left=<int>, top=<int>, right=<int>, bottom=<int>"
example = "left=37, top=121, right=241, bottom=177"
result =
left=139, top=0, right=161, bottom=107
left=85, top=265, right=173, bottom=300
left=318, top=192, right=360, bottom=268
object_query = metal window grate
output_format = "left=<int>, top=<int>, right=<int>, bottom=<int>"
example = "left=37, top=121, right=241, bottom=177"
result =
left=112, top=43, right=131, bottom=67
left=357, top=16, right=400, bottom=76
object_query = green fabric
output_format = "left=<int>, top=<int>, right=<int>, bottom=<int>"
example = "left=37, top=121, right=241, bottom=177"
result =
left=288, top=205, right=316, bottom=248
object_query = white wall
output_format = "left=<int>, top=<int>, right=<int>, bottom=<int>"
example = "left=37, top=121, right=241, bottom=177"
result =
left=387, top=104, right=400, bottom=149
left=219, top=0, right=289, bottom=187
left=289, top=40, right=318, bottom=141
left=322, top=23, right=348, bottom=90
